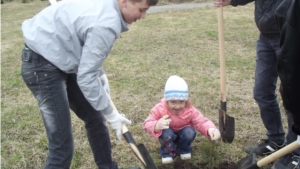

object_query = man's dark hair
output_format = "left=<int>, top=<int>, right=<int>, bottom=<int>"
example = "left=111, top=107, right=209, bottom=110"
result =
left=131, top=0, right=158, bottom=6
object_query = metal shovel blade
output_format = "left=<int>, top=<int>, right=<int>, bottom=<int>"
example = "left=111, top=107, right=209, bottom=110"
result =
left=137, top=144, right=158, bottom=169
left=237, top=153, right=259, bottom=169
left=219, top=110, right=235, bottom=143
left=123, top=131, right=157, bottom=169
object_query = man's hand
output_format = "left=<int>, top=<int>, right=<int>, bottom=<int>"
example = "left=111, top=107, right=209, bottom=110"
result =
left=99, top=74, right=110, bottom=95
left=155, top=115, right=171, bottom=131
left=208, top=128, right=221, bottom=140
left=105, top=110, right=132, bottom=141
left=214, top=0, right=231, bottom=7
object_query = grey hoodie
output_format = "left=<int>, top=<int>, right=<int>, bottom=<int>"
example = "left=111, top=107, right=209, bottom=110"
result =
left=22, top=0, right=128, bottom=115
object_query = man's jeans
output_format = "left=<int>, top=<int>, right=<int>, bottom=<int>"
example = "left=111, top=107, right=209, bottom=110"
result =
left=21, top=45, right=118, bottom=169
left=158, top=127, right=196, bottom=158
left=254, top=34, right=299, bottom=154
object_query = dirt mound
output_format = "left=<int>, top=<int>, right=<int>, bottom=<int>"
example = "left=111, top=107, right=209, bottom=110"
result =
left=157, top=158, right=237, bottom=169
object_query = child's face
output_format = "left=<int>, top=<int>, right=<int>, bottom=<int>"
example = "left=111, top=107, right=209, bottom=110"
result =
left=167, top=100, right=186, bottom=114
left=120, top=0, right=150, bottom=24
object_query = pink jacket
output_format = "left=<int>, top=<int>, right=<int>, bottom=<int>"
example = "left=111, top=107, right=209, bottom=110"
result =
left=143, top=98, right=217, bottom=139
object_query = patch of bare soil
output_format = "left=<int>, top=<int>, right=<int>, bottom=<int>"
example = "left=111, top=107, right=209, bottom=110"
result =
left=157, top=158, right=237, bottom=169
left=214, top=161, right=237, bottom=169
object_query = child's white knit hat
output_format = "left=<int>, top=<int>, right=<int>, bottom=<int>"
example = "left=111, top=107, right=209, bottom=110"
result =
left=164, top=75, right=188, bottom=101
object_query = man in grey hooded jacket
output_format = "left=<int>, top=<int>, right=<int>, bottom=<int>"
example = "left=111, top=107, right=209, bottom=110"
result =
left=21, top=0, right=158, bottom=168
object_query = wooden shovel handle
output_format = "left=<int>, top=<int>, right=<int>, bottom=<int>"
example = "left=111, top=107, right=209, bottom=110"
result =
left=257, top=141, right=300, bottom=167
left=106, top=91, right=146, bottom=166
left=98, top=77, right=146, bottom=166
left=110, top=101, right=146, bottom=166
left=106, top=97, right=129, bottom=133
left=217, top=6, right=227, bottom=102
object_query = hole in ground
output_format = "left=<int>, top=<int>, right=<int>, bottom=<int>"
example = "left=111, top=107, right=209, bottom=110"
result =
left=157, top=159, right=237, bottom=169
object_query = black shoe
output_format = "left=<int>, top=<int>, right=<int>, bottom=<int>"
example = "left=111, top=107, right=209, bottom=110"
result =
left=245, top=139, right=286, bottom=156
left=120, top=167, right=141, bottom=169
left=271, top=153, right=299, bottom=169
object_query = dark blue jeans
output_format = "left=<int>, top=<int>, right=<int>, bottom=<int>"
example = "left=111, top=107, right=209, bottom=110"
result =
left=254, top=34, right=299, bottom=154
left=158, top=127, right=196, bottom=158
left=21, top=45, right=118, bottom=169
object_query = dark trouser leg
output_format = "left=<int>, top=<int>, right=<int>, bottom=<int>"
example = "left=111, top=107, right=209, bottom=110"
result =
left=176, top=127, right=196, bottom=154
left=159, top=128, right=178, bottom=158
left=286, top=110, right=300, bottom=155
left=21, top=47, right=74, bottom=169
left=66, top=74, right=118, bottom=169
left=253, top=34, right=285, bottom=144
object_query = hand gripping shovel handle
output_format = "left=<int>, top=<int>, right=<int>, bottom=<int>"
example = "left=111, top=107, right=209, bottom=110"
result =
left=108, top=97, right=147, bottom=166
left=99, top=78, right=157, bottom=169
left=99, top=80, right=146, bottom=166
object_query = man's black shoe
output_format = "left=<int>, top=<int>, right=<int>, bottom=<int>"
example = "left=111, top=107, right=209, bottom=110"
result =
left=271, top=153, right=299, bottom=169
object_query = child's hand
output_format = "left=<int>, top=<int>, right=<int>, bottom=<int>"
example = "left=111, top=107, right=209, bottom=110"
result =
left=155, top=115, right=171, bottom=131
left=208, top=128, right=220, bottom=141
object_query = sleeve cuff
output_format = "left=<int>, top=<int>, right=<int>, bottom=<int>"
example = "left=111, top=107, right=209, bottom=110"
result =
left=102, top=104, right=114, bottom=116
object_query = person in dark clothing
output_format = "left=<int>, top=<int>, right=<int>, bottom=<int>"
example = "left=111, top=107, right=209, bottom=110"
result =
left=275, top=0, right=300, bottom=136
left=214, top=0, right=299, bottom=168
left=274, top=1, right=300, bottom=168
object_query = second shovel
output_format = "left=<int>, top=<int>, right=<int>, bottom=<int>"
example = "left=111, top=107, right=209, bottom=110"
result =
left=217, top=6, right=235, bottom=143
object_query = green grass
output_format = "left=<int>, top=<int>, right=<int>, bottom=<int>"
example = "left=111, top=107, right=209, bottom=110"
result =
left=1, top=1, right=288, bottom=169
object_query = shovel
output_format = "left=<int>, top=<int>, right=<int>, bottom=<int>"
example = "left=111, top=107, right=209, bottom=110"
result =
left=217, top=6, right=235, bottom=143
left=99, top=78, right=157, bottom=169
left=109, top=96, right=157, bottom=169
left=237, top=141, right=300, bottom=169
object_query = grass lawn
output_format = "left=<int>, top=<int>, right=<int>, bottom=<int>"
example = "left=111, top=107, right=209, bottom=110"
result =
left=1, top=0, right=287, bottom=168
